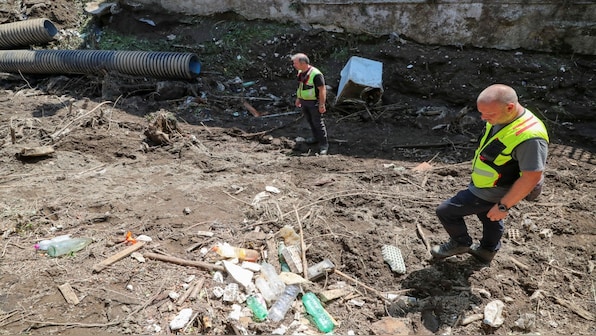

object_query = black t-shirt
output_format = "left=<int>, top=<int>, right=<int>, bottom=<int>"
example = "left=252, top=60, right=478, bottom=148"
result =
left=297, top=67, right=325, bottom=97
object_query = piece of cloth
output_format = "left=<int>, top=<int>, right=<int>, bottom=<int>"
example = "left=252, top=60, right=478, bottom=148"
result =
left=299, top=99, right=328, bottom=147
left=436, top=189, right=504, bottom=251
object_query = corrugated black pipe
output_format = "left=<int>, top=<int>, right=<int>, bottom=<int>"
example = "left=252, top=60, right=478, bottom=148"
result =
left=0, top=18, right=58, bottom=49
left=0, top=50, right=202, bottom=79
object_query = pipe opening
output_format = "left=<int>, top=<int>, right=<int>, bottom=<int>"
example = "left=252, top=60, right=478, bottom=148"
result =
left=43, top=19, right=58, bottom=38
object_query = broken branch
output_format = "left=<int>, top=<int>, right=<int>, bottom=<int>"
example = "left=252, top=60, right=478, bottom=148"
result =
left=144, top=252, right=224, bottom=272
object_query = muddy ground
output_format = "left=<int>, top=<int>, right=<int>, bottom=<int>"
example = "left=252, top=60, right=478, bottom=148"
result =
left=0, top=1, right=595, bottom=335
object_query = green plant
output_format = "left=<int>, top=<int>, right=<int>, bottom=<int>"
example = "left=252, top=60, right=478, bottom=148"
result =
left=97, top=29, right=174, bottom=51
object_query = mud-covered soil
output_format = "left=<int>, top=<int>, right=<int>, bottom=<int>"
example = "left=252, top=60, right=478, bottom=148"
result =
left=0, top=1, right=595, bottom=335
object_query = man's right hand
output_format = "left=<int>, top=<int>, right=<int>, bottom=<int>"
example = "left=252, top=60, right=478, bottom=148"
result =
left=295, top=98, right=301, bottom=107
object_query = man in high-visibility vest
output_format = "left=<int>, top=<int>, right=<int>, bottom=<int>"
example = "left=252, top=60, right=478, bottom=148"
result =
left=431, top=84, right=549, bottom=264
left=291, top=53, right=329, bottom=155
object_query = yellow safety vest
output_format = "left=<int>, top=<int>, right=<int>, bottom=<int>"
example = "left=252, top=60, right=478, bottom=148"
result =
left=471, top=110, right=549, bottom=188
left=296, top=67, right=322, bottom=100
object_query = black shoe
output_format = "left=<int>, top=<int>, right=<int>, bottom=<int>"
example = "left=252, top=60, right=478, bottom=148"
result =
left=430, top=239, right=470, bottom=259
left=469, top=243, right=497, bottom=264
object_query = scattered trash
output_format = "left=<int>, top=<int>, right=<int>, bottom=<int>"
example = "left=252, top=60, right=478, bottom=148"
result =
left=260, top=262, right=286, bottom=297
left=281, top=244, right=303, bottom=273
left=138, top=18, right=156, bottom=26
left=124, top=231, right=137, bottom=244
left=169, top=308, right=193, bottom=331
left=279, top=225, right=300, bottom=245
left=483, top=299, right=505, bottom=327
left=278, top=272, right=310, bottom=285
left=212, top=243, right=260, bottom=262
left=46, top=237, right=93, bottom=257
left=251, top=191, right=270, bottom=206
left=539, top=228, right=553, bottom=239
left=35, top=234, right=72, bottom=250
left=19, top=145, right=55, bottom=158
left=223, top=283, right=239, bottom=302
left=461, top=313, right=484, bottom=326
left=131, top=252, right=145, bottom=262
left=247, top=294, right=268, bottom=321
left=302, top=292, right=336, bottom=332
left=136, top=234, right=153, bottom=242
left=336, top=56, right=384, bottom=105
left=381, top=244, right=406, bottom=274
left=307, top=258, right=335, bottom=281
left=58, top=283, right=80, bottom=305
left=265, top=185, right=281, bottom=194
left=223, top=260, right=254, bottom=289
left=268, top=284, right=301, bottom=322
left=514, top=313, right=536, bottom=331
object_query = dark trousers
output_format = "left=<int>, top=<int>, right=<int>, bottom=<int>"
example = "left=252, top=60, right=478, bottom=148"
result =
left=435, top=189, right=504, bottom=251
left=300, top=99, right=328, bottom=146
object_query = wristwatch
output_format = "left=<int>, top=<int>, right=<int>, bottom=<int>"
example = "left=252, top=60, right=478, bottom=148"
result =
left=497, top=202, right=510, bottom=212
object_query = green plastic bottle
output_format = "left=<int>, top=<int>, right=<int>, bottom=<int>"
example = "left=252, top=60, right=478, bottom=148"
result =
left=278, top=241, right=291, bottom=272
left=302, top=292, right=335, bottom=333
left=246, top=295, right=268, bottom=322
left=47, top=237, right=93, bottom=257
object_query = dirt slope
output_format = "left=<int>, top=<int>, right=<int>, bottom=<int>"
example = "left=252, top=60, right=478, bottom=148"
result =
left=0, top=1, right=595, bottom=335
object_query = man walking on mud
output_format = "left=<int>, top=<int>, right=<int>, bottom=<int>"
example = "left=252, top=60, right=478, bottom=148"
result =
left=431, top=84, right=549, bottom=264
left=291, top=53, right=329, bottom=155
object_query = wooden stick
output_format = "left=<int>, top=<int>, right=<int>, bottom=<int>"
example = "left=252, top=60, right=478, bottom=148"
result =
left=176, top=278, right=203, bottom=305
left=189, top=278, right=205, bottom=301
left=295, top=206, right=308, bottom=279
left=509, top=256, right=530, bottom=271
left=333, top=269, right=389, bottom=303
left=144, top=252, right=224, bottom=272
left=416, top=222, right=431, bottom=254
left=92, top=242, right=146, bottom=273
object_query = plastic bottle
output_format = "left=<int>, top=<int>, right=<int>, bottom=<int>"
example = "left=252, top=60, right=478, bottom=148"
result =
left=260, top=262, right=286, bottom=297
left=246, top=295, right=268, bottom=322
left=255, top=276, right=277, bottom=304
left=35, top=234, right=71, bottom=250
left=47, top=237, right=93, bottom=257
left=212, top=243, right=260, bottom=262
left=278, top=242, right=291, bottom=272
left=268, top=284, right=300, bottom=322
left=302, top=292, right=336, bottom=333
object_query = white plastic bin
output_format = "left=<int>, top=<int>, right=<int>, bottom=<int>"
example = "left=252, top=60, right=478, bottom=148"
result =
left=336, top=56, right=383, bottom=105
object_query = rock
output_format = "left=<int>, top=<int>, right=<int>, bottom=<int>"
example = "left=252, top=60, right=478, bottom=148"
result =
left=370, top=317, right=412, bottom=335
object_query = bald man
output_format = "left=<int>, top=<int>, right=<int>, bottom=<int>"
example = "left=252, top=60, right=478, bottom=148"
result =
left=291, top=53, right=329, bottom=155
left=431, top=84, right=549, bottom=264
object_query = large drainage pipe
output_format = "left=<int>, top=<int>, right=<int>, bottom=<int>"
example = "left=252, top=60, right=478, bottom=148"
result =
left=0, top=18, right=58, bottom=49
left=0, top=50, right=202, bottom=79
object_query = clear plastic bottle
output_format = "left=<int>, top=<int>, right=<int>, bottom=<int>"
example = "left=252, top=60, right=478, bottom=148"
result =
left=35, top=234, right=71, bottom=250
left=302, top=292, right=335, bottom=333
left=255, top=276, right=277, bottom=304
left=268, top=284, right=300, bottom=322
left=260, top=262, right=286, bottom=297
left=212, top=243, right=260, bottom=262
left=47, top=237, right=93, bottom=257
left=246, top=295, right=268, bottom=322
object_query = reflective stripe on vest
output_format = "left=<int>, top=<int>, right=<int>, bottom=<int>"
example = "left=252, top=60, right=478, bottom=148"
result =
left=471, top=110, right=549, bottom=188
left=296, top=66, right=322, bottom=100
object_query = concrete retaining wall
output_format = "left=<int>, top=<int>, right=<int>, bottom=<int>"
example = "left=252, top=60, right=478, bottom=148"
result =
left=122, top=0, right=596, bottom=55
